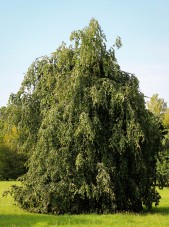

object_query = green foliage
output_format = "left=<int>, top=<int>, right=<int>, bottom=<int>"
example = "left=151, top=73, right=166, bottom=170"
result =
left=147, top=94, right=169, bottom=187
left=11, top=19, right=163, bottom=214
left=163, top=109, right=169, bottom=129
left=147, top=94, right=167, bottom=121
left=0, top=143, right=26, bottom=180
left=0, top=107, right=7, bottom=143
left=157, top=132, right=169, bottom=187
left=113, top=36, right=122, bottom=49
left=0, top=107, right=27, bottom=180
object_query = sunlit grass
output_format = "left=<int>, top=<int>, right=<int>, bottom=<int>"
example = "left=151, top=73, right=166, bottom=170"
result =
left=0, top=181, right=169, bottom=227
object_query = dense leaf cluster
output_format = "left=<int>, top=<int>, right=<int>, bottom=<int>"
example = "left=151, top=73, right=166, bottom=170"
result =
left=11, top=19, right=163, bottom=214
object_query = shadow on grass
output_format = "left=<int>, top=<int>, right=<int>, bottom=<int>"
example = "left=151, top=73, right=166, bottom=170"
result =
left=147, top=206, right=169, bottom=215
left=0, top=207, right=169, bottom=227
left=137, top=205, right=169, bottom=217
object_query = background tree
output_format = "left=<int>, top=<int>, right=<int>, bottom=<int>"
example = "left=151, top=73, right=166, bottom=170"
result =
left=147, top=94, right=167, bottom=120
left=11, top=19, right=163, bottom=214
left=147, top=94, right=169, bottom=186
left=0, top=106, right=26, bottom=180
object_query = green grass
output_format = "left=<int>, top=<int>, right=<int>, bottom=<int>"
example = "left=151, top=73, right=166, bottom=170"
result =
left=0, top=181, right=169, bottom=227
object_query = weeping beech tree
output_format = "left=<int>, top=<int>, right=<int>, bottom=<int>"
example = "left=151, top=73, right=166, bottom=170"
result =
left=11, top=19, right=163, bottom=214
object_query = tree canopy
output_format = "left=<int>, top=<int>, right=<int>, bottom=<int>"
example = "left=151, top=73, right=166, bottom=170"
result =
left=147, top=94, right=167, bottom=121
left=11, top=19, right=163, bottom=214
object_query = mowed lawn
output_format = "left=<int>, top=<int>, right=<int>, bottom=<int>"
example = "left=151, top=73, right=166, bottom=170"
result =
left=0, top=181, right=169, bottom=227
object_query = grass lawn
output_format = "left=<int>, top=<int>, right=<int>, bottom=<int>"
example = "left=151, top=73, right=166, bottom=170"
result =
left=0, top=181, right=169, bottom=227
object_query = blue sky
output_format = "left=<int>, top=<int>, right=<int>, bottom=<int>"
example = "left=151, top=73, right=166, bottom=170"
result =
left=0, top=0, right=169, bottom=107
